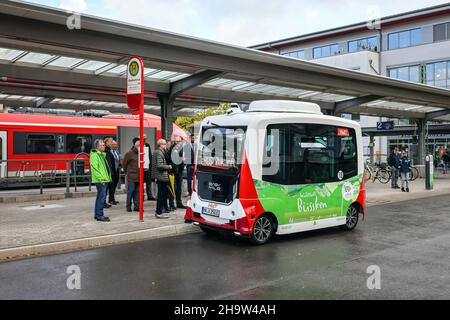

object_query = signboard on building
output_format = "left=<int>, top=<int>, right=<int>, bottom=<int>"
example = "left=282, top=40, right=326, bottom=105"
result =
left=377, top=121, right=395, bottom=131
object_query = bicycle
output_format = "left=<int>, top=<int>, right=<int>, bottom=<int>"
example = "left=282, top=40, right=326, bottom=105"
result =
left=364, top=161, right=390, bottom=184
left=408, top=166, right=419, bottom=181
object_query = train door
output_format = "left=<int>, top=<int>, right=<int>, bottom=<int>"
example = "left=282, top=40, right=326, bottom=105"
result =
left=0, top=131, right=6, bottom=178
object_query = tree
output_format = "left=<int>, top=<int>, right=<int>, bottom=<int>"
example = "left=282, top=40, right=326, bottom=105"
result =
left=175, top=103, right=230, bottom=132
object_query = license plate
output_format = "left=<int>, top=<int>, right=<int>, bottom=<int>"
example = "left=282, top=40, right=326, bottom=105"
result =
left=202, top=207, right=220, bottom=217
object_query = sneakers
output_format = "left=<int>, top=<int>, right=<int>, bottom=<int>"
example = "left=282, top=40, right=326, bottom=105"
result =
left=401, top=187, right=405, bottom=192
left=126, top=207, right=132, bottom=213
left=95, top=216, right=110, bottom=222
left=155, top=213, right=169, bottom=219
left=406, top=188, right=410, bottom=193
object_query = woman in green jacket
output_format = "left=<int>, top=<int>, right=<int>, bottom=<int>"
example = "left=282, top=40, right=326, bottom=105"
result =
left=90, top=140, right=112, bottom=222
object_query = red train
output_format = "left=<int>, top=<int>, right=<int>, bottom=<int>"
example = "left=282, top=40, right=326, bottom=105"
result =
left=0, top=112, right=188, bottom=185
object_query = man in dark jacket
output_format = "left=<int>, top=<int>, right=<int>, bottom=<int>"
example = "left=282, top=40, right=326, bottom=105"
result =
left=185, top=134, right=196, bottom=196
left=104, top=138, right=121, bottom=205
left=143, top=134, right=156, bottom=201
left=123, top=140, right=140, bottom=212
left=388, top=147, right=400, bottom=189
left=170, top=135, right=186, bottom=209
left=164, top=141, right=176, bottom=211
left=442, top=150, right=450, bottom=174
left=152, top=139, right=171, bottom=219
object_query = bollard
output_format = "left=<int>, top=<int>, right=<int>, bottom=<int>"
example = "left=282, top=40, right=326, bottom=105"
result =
left=425, top=155, right=434, bottom=190
left=66, top=160, right=70, bottom=194
left=73, top=160, right=77, bottom=193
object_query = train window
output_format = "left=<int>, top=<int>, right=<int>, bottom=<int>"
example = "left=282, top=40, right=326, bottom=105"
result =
left=66, top=135, right=93, bottom=154
left=26, top=135, right=56, bottom=154
left=0, top=136, right=3, bottom=160
left=56, top=135, right=65, bottom=153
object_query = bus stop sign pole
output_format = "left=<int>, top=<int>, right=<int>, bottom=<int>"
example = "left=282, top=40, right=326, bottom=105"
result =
left=126, top=56, right=145, bottom=222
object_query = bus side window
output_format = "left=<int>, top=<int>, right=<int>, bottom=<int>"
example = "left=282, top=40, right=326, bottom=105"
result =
left=263, top=124, right=289, bottom=184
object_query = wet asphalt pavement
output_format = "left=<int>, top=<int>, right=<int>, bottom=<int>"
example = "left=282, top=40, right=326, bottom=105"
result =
left=1, top=195, right=449, bottom=300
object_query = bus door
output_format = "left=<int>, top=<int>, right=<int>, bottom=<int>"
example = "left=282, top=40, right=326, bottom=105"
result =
left=0, top=131, right=6, bottom=178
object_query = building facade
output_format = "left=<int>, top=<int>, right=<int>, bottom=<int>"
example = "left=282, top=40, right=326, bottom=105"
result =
left=252, top=3, right=450, bottom=164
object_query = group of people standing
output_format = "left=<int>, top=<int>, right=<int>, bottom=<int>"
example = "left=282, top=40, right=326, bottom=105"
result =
left=89, top=134, right=195, bottom=222
left=388, top=147, right=411, bottom=193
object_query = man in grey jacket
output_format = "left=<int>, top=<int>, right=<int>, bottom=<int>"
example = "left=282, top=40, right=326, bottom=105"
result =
left=152, top=139, right=172, bottom=219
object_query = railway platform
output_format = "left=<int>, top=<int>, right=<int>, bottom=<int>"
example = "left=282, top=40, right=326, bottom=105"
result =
left=1, top=177, right=450, bottom=261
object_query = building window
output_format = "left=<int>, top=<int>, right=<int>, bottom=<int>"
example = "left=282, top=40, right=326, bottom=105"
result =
left=425, top=60, right=450, bottom=88
left=388, top=65, right=420, bottom=83
left=282, top=50, right=305, bottom=59
left=313, top=44, right=340, bottom=59
left=433, top=23, right=449, bottom=42
left=26, top=135, right=56, bottom=154
left=348, top=36, right=378, bottom=53
left=434, top=62, right=447, bottom=88
left=388, top=33, right=399, bottom=49
left=66, top=135, right=93, bottom=154
left=388, top=28, right=422, bottom=50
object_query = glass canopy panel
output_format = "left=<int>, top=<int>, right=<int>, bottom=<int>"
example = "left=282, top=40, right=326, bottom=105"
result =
left=168, top=73, right=191, bottom=82
left=232, top=82, right=257, bottom=91
left=105, top=65, right=127, bottom=75
left=147, top=71, right=179, bottom=80
left=205, top=78, right=236, bottom=87
left=74, top=60, right=111, bottom=71
left=20, top=96, right=39, bottom=101
left=215, top=80, right=247, bottom=89
left=17, top=52, right=55, bottom=64
left=0, top=48, right=25, bottom=61
left=47, top=56, right=86, bottom=68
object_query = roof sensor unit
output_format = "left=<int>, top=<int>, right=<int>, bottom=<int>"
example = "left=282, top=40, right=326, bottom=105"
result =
left=247, top=100, right=323, bottom=115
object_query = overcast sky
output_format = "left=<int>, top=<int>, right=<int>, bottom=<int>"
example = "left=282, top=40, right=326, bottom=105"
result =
left=26, top=0, right=450, bottom=46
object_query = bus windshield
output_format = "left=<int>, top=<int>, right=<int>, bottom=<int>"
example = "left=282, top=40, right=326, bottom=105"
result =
left=198, top=126, right=247, bottom=170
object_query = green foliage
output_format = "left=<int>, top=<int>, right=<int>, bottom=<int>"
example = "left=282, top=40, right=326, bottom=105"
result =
left=175, top=103, right=230, bottom=131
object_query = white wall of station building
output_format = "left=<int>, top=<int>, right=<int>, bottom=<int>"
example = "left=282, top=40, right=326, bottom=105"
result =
left=261, top=8, right=450, bottom=161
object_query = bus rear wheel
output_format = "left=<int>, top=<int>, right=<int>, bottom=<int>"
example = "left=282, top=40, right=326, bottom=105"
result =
left=250, top=214, right=275, bottom=245
left=340, top=204, right=359, bottom=231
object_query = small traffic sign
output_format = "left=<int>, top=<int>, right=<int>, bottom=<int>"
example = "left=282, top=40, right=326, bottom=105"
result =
left=126, top=57, right=144, bottom=113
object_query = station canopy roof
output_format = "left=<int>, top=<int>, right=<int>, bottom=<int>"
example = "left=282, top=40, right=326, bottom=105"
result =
left=1, top=1, right=450, bottom=121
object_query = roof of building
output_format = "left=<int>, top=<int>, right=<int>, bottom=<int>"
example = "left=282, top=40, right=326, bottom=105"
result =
left=251, top=3, right=450, bottom=50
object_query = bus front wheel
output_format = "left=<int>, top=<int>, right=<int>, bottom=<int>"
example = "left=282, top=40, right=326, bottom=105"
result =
left=340, top=204, right=360, bottom=231
left=250, top=214, right=275, bottom=245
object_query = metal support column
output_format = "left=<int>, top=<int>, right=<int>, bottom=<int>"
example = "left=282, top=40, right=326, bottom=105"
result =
left=157, top=93, right=175, bottom=140
left=369, top=135, right=375, bottom=164
left=417, top=119, right=427, bottom=165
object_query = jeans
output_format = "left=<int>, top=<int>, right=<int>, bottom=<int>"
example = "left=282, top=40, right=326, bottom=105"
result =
left=174, top=174, right=183, bottom=205
left=391, top=168, right=399, bottom=188
left=144, top=169, right=154, bottom=199
left=186, top=165, right=194, bottom=195
left=400, top=172, right=409, bottom=189
left=126, top=181, right=140, bottom=210
left=156, top=181, right=168, bottom=215
left=95, top=183, right=107, bottom=219
left=106, top=169, right=120, bottom=203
